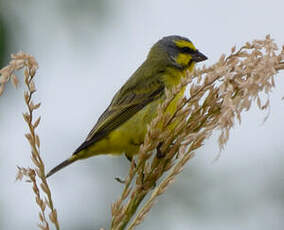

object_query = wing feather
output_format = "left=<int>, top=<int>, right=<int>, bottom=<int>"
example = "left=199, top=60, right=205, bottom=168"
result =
left=73, top=69, right=165, bottom=155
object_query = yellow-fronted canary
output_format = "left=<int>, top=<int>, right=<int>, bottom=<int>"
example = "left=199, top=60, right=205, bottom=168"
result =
left=46, top=35, right=207, bottom=177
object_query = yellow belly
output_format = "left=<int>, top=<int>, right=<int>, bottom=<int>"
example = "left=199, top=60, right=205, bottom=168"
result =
left=79, top=87, right=185, bottom=159
left=78, top=65, right=192, bottom=159
left=79, top=98, right=159, bottom=158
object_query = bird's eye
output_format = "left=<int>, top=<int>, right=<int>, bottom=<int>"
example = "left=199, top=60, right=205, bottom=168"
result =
left=179, top=47, right=195, bottom=54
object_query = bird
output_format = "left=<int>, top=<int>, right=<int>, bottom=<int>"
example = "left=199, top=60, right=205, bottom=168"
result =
left=46, top=35, right=207, bottom=178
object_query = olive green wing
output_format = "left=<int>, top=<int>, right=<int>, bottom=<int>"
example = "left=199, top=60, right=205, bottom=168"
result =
left=73, top=72, right=165, bottom=155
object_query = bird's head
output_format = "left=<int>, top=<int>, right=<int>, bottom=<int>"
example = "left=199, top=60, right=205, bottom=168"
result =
left=148, top=35, right=207, bottom=69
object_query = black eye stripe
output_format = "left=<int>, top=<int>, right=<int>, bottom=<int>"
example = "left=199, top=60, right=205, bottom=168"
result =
left=178, top=46, right=195, bottom=54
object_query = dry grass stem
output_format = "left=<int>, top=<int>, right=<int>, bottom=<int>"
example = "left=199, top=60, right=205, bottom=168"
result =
left=0, top=52, right=60, bottom=230
left=111, top=35, right=284, bottom=230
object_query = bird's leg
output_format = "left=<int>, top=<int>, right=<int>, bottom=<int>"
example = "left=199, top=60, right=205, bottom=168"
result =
left=125, top=153, right=137, bottom=168
left=156, top=142, right=165, bottom=158
left=125, top=154, right=133, bottom=162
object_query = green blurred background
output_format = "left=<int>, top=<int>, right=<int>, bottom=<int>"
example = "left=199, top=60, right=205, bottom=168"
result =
left=0, top=0, right=284, bottom=229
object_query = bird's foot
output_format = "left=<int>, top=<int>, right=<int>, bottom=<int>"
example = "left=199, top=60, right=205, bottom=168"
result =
left=156, top=142, right=165, bottom=158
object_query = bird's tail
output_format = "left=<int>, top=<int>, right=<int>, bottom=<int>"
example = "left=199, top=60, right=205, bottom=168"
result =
left=46, top=155, right=78, bottom=178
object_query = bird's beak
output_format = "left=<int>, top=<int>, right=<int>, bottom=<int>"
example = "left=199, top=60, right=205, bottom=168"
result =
left=191, top=50, right=208, bottom=62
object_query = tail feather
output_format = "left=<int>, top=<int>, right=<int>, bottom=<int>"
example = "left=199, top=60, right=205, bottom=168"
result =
left=46, top=156, right=77, bottom=178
